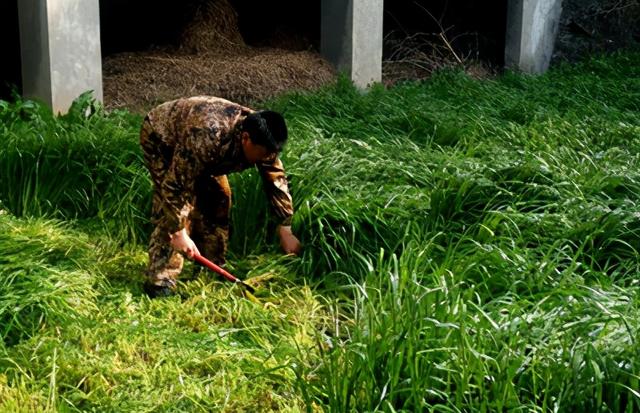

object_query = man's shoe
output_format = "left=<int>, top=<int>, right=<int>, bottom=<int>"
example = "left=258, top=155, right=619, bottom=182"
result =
left=144, top=279, right=177, bottom=298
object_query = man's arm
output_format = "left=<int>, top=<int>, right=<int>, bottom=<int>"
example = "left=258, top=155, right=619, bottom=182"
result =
left=257, top=158, right=301, bottom=254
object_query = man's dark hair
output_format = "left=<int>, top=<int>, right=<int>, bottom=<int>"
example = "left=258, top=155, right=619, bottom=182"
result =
left=242, top=111, right=288, bottom=152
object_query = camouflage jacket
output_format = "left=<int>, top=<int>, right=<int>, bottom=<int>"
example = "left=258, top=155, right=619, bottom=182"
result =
left=141, top=96, right=294, bottom=233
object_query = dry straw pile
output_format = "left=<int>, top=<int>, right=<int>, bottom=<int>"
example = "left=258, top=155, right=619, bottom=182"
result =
left=103, top=0, right=335, bottom=112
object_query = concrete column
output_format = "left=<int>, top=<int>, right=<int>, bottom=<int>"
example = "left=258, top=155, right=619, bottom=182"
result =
left=505, top=0, right=562, bottom=74
left=321, top=0, right=383, bottom=88
left=18, top=0, right=103, bottom=114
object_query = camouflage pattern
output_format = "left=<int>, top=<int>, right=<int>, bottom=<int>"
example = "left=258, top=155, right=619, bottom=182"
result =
left=140, top=96, right=294, bottom=287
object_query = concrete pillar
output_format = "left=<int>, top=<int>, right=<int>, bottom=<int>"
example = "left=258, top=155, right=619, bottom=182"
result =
left=505, top=0, right=563, bottom=74
left=18, top=0, right=103, bottom=114
left=321, top=0, right=383, bottom=88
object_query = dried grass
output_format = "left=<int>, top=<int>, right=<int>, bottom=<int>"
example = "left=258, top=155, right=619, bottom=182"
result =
left=382, top=31, right=497, bottom=86
left=179, top=0, right=246, bottom=55
left=103, top=0, right=335, bottom=112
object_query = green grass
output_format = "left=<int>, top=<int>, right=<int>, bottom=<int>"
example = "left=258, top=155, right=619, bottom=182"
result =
left=0, top=93, right=150, bottom=244
left=1, top=51, right=639, bottom=411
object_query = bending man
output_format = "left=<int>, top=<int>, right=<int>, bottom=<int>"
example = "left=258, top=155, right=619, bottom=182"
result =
left=140, top=96, right=301, bottom=297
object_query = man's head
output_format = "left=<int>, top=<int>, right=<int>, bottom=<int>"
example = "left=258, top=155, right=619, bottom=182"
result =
left=240, top=111, right=287, bottom=164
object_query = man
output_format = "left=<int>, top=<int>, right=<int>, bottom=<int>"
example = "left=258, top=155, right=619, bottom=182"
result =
left=140, top=96, right=301, bottom=297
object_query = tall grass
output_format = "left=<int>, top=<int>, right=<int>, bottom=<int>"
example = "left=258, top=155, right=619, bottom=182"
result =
left=0, top=213, right=100, bottom=345
left=0, top=51, right=638, bottom=411
left=273, top=52, right=640, bottom=411
left=0, top=93, right=150, bottom=244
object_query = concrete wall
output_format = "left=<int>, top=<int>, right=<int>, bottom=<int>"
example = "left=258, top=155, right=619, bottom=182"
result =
left=321, top=0, right=383, bottom=88
left=18, top=0, right=102, bottom=114
left=506, top=0, right=563, bottom=74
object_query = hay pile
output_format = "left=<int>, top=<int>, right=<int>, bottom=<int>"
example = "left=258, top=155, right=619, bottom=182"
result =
left=103, top=0, right=335, bottom=112
left=178, top=0, right=246, bottom=55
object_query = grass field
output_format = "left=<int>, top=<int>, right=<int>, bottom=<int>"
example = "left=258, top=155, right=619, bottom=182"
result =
left=1, top=51, right=639, bottom=412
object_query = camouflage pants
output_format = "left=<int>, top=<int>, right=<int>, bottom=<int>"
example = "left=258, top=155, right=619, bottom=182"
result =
left=141, top=119, right=231, bottom=287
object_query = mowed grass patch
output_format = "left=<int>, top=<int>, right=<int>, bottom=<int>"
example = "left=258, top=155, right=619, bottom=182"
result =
left=0, top=213, right=326, bottom=412
left=0, top=51, right=639, bottom=411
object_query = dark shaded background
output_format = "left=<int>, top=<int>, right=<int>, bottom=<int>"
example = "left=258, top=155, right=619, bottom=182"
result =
left=0, top=1, right=22, bottom=100
left=383, top=0, right=508, bottom=64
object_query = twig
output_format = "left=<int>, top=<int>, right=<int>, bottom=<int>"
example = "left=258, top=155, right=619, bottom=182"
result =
left=439, top=33, right=462, bottom=64
left=412, top=1, right=465, bottom=65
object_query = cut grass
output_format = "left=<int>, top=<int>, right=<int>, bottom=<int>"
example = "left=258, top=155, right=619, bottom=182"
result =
left=0, top=51, right=639, bottom=411
left=0, top=219, right=324, bottom=412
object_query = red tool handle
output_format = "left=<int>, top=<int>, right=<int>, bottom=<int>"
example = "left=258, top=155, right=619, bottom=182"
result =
left=192, top=253, right=240, bottom=284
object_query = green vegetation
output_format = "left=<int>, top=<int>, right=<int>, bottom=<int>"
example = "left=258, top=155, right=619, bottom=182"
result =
left=1, top=51, right=639, bottom=412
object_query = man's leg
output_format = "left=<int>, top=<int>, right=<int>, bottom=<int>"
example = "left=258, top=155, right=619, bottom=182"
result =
left=141, top=118, right=183, bottom=296
left=144, top=189, right=191, bottom=296
left=191, top=175, right=232, bottom=267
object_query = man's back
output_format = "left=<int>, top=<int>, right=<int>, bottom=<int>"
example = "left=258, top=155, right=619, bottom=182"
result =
left=145, top=96, right=254, bottom=158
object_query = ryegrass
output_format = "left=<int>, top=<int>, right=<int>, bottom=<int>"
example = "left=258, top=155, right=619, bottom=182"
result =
left=0, top=93, right=150, bottom=244
left=0, top=51, right=639, bottom=411
left=0, top=213, right=100, bottom=346
left=0, top=231, right=324, bottom=412
left=276, top=51, right=640, bottom=411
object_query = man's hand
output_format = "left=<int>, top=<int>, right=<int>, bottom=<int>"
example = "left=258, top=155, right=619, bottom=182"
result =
left=170, top=228, right=200, bottom=258
left=278, top=225, right=301, bottom=255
